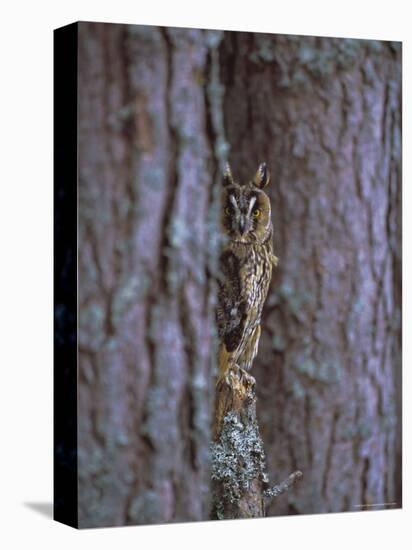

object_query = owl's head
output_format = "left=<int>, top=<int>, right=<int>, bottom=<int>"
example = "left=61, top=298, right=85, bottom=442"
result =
left=221, top=162, right=272, bottom=244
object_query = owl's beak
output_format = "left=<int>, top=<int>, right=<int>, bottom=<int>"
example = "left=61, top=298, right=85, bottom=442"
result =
left=239, top=217, right=246, bottom=235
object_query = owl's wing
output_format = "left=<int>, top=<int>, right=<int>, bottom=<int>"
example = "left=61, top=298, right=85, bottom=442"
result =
left=217, top=248, right=254, bottom=353
left=216, top=293, right=248, bottom=353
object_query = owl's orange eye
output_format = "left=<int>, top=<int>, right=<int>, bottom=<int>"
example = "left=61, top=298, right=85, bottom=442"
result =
left=224, top=207, right=231, bottom=215
left=253, top=208, right=261, bottom=218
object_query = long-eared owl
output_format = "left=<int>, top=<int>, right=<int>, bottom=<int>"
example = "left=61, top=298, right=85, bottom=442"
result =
left=217, top=162, right=277, bottom=379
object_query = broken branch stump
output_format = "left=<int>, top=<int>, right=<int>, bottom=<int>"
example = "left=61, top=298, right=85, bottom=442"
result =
left=211, top=365, right=302, bottom=520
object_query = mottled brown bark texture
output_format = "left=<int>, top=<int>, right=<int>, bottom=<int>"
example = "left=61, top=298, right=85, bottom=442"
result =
left=77, top=23, right=401, bottom=527
left=220, top=33, right=402, bottom=515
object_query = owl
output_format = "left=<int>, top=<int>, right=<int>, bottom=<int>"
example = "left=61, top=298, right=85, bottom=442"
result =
left=216, top=162, right=278, bottom=380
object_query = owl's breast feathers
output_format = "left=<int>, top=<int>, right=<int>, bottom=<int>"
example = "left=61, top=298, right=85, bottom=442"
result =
left=217, top=235, right=275, bottom=354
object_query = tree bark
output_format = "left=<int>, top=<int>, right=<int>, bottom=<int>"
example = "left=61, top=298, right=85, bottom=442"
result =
left=77, top=23, right=223, bottom=527
left=220, top=33, right=402, bottom=515
left=211, top=367, right=302, bottom=519
left=76, top=24, right=401, bottom=526
left=211, top=369, right=266, bottom=519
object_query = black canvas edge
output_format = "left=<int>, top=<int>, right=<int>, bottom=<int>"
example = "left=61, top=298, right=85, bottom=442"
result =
left=53, top=21, right=78, bottom=529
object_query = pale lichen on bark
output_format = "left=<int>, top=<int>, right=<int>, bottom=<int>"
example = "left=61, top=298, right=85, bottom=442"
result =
left=211, top=409, right=268, bottom=519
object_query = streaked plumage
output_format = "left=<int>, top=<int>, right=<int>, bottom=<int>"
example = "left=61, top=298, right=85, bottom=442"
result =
left=217, top=163, right=277, bottom=379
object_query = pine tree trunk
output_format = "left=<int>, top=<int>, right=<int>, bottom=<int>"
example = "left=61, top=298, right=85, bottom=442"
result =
left=220, top=33, right=402, bottom=515
left=76, top=24, right=401, bottom=527
left=77, top=23, right=224, bottom=528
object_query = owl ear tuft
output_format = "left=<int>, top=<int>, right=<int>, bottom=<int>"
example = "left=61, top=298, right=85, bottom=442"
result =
left=223, top=163, right=235, bottom=187
left=252, top=162, right=270, bottom=189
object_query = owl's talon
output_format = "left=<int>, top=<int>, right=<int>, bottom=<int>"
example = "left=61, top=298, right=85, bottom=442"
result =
left=239, top=368, right=256, bottom=388
left=230, top=364, right=255, bottom=387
